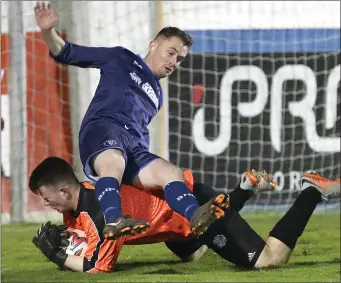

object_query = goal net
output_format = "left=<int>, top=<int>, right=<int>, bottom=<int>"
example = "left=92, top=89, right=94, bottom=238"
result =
left=166, top=1, right=340, bottom=211
left=1, top=1, right=340, bottom=223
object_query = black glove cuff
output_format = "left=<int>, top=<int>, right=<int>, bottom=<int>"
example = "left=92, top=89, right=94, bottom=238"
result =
left=50, top=249, right=68, bottom=268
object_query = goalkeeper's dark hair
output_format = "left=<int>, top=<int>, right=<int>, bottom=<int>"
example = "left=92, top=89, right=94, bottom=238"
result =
left=154, top=26, right=193, bottom=49
left=29, top=156, right=79, bottom=194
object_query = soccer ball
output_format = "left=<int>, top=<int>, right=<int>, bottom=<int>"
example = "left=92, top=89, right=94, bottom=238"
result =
left=64, top=228, right=88, bottom=256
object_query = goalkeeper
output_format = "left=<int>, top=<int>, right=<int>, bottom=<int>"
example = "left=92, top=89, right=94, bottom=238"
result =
left=34, top=1, right=221, bottom=240
left=29, top=157, right=340, bottom=272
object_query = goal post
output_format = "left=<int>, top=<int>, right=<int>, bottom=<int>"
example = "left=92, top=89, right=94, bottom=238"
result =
left=148, top=0, right=169, bottom=160
left=8, top=1, right=27, bottom=223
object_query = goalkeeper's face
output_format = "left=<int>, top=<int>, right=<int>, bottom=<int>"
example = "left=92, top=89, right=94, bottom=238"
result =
left=149, top=36, right=188, bottom=78
left=38, top=185, right=74, bottom=213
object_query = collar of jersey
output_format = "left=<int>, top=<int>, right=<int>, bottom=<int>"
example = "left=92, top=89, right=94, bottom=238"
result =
left=71, top=183, right=87, bottom=217
left=136, top=54, right=160, bottom=81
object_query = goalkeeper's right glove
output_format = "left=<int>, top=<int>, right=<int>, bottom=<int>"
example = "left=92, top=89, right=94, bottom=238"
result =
left=32, top=221, right=69, bottom=268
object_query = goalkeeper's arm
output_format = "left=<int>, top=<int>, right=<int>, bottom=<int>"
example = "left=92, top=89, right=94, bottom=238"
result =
left=32, top=222, right=112, bottom=273
left=63, top=255, right=99, bottom=273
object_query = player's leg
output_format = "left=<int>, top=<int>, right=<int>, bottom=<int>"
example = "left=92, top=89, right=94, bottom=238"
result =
left=164, top=169, right=276, bottom=263
left=132, top=156, right=230, bottom=237
left=165, top=238, right=208, bottom=262
left=193, top=170, right=276, bottom=212
left=92, top=148, right=125, bottom=220
left=93, top=149, right=150, bottom=239
left=198, top=207, right=267, bottom=269
left=79, top=123, right=149, bottom=240
left=193, top=171, right=277, bottom=268
left=230, top=170, right=276, bottom=212
left=254, top=172, right=340, bottom=268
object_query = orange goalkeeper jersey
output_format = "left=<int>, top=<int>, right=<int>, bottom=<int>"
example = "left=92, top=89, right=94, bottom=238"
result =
left=63, top=170, right=195, bottom=273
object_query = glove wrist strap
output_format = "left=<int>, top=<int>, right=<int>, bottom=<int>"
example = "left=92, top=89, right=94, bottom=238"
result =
left=50, top=250, right=68, bottom=268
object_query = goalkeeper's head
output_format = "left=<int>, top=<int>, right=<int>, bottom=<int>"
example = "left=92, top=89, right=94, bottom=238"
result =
left=29, top=157, right=80, bottom=213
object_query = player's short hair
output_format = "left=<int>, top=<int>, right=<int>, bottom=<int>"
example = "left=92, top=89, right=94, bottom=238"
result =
left=29, top=156, right=79, bottom=194
left=154, top=26, right=193, bottom=49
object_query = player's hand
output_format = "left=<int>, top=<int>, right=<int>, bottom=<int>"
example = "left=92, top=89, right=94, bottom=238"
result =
left=33, top=222, right=69, bottom=248
left=34, top=1, right=58, bottom=31
left=32, top=221, right=68, bottom=268
left=59, top=226, right=71, bottom=249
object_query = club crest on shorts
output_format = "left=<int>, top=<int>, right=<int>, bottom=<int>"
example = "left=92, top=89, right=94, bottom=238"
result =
left=103, top=139, right=117, bottom=146
left=213, top=234, right=227, bottom=248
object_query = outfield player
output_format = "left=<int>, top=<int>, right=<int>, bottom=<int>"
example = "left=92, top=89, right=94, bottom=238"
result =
left=30, top=157, right=340, bottom=272
left=34, top=1, right=222, bottom=240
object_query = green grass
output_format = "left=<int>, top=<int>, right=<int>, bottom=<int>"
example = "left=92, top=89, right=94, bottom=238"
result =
left=2, top=213, right=340, bottom=282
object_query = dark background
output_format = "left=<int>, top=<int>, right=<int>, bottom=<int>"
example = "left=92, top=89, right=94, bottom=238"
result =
left=168, top=52, right=340, bottom=206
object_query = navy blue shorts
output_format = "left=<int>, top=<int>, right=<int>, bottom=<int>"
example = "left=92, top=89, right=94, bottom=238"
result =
left=79, top=122, right=159, bottom=184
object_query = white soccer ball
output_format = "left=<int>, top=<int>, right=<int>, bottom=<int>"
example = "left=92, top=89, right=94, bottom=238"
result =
left=65, top=228, right=88, bottom=256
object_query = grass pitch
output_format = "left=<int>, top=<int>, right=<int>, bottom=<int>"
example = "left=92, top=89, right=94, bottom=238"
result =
left=1, top=213, right=340, bottom=282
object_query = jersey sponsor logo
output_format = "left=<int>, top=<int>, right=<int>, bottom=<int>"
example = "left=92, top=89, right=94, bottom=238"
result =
left=212, top=234, right=227, bottom=248
left=248, top=252, right=256, bottom=262
left=142, top=82, right=159, bottom=109
left=129, top=71, right=159, bottom=110
left=129, top=71, right=142, bottom=85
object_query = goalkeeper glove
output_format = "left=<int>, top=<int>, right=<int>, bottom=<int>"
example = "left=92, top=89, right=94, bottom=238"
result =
left=32, top=221, right=69, bottom=268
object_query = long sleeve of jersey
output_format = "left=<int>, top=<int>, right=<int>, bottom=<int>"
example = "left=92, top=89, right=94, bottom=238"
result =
left=64, top=210, right=126, bottom=273
left=49, top=41, right=118, bottom=69
left=82, top=237, right=125, bottom=273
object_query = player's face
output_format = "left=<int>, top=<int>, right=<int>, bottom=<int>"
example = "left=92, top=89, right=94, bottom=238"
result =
left=38, top=186, right=72, bottom=213
left=149, top=36, right=188, bottom=78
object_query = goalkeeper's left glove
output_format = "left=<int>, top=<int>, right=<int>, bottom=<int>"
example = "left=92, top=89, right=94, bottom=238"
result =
left=32, top=221, right=69, bottom=268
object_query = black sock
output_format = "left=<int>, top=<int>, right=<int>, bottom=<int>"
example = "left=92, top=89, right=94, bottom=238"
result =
left=229, top=182, right=254, bottom=212
left=193, top=183, right=219, bottom=205
left=269, top=186, right=322, bottom=250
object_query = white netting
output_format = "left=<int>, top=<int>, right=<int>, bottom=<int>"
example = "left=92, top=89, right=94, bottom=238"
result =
left=1, top=1, right=340, bottom=223
left=166, top=1, right=340, bottom=210
left=1, top=1, right=156, bottom=222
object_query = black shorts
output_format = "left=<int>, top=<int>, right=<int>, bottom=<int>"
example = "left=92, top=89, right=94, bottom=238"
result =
left=165, top=209, right=266, bottom=269
left=168, top=182, right=266, bottom=268
left=165, top=237, right=204, bottom=261
left=199, top=209, right=266, bottom=269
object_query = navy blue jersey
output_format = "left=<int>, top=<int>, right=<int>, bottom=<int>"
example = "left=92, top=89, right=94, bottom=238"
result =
left=50, top=42, right=163, bottom=147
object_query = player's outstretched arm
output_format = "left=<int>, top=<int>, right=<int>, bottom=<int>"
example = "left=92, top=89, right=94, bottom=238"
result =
left=34, top=1, right=65, bottom=55
left=34, top=1, right=117, bottom=69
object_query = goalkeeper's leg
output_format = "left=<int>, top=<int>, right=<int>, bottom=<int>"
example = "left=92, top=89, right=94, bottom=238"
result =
left=193, top=169, right=276, bottom=212
left=255, top=172, right=340, bottom=268
left=230, top=169, right=276, bottom=212
left=167, top=170, right=275, bottom=262
left=165, top=238, right=208, bottom=262
left=199, top=172, right=340, bottom=269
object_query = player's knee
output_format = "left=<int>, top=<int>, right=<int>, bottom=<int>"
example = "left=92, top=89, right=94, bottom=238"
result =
left=254, top=240, right=291, bottom=268
left=171, top=166, right=185, bottom=180
left=93, top=149, right=125, bottom=178
left=161, top=164, right=184, bottom=186
left=253, top=245, right=275, bottom=268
